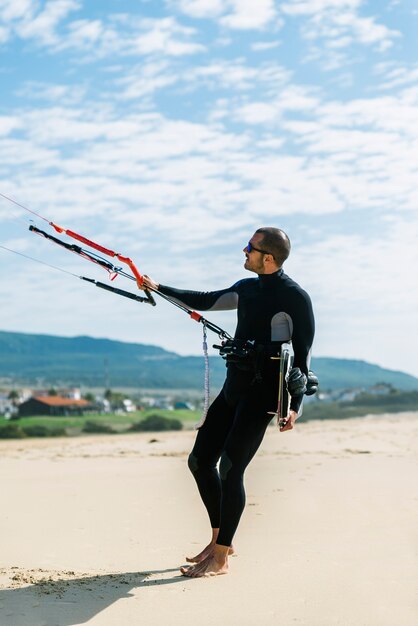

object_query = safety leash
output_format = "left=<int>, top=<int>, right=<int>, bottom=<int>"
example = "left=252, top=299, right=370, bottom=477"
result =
left=194, top=322, right=210, bottom=430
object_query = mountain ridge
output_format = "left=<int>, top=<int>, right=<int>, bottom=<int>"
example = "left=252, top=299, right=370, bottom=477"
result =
left=1, top=330, right=417, bottom=391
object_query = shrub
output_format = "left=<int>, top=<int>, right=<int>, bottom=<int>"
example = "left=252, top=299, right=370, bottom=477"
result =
left=0, top=423, right=27, bottom=439
left=82, top=421, right=115, bottom=434
left=22, top=424, right=67, bottom=438
left=129, top=414, right=183, bottom=432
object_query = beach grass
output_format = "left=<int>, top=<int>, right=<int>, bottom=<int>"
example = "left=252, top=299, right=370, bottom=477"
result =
left=0, top=408, right=201, bottom=437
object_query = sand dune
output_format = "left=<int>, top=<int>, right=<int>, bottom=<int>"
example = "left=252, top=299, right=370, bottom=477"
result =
left=0, top=412, right=417, bottom=626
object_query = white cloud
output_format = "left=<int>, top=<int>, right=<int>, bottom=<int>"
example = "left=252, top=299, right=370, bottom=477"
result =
left=50, top=15, right=206, bottom=59
left=170, top=0, right=280, bottom=30
left=3, top=77, right=418, bottom=253
left=129, top=17, right=205, bottom=56
left=16, top=81, right=87, bottom=105
left=0, top=24, right=8, bottom=42
left=16, top=0, right=81, bottom=46
left=66, top=18, right=103, bottom=45
left=0, top=115, right=22, bottom=136
left=220, top=0, right=278, bottom=30
left=375, top=62, right=418, bottom=90
left=169, top=0, right=224, bottom=19
left=332, top=12, right=397, bottom=51
left=283, top=119, right=417, bottom=213
left=190, top=59, right=290, bottom=90
left=251, top=40, right=281, bottom=51
left=233, top=85, right=320, bottom=123
left=115, top=61, right=179, bottom=101
left=281, top=0, right=400, bottom=53
left=0, top=0, right=37, bottom=22
left=115, top=58, right=290, bottom=104
left=282, top=0, right=362, bottom=14
left=0, top=5, right=205, bottom=59
left=236, top=102, right=279, bottom=124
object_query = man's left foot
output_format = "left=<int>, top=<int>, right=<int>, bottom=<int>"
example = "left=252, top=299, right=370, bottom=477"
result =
left=186, top=543, right=235, bottom=563
left=180, top=554, right=229, bottom=578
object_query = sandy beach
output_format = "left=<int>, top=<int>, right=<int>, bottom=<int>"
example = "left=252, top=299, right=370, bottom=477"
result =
left=0, top=411, right=417, bottom=626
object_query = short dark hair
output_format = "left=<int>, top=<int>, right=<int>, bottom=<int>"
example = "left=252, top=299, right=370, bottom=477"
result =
left=255, top=227, right=291, bottom=266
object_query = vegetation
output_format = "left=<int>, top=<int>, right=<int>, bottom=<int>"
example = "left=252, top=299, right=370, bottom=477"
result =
left=0, top=408, right=196, bottom=438
left=129, top=414, right=183, bottom=432
left=82, top=421, right=116, bottom=434
left=303, top=390, right=418, bottom=421
left=350, top=389, right=418, bottom=408
left=0, top=422, right=66, bottom=438
left=0, top=423, right=26, bottom=438
left=8, top=389, right=19, bottom=403
left=21, top=424, right=66, bottom=437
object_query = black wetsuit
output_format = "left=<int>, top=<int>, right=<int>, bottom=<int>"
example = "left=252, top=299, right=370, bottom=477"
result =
left=159, top=269, right=315, bottom=546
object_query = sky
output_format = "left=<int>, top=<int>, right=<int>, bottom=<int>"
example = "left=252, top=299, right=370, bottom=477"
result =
left=1, top=0, right=418, bottom=378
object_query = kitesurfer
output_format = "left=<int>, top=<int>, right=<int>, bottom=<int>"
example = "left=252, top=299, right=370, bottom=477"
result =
left=142, top=227, right=315, bottom=577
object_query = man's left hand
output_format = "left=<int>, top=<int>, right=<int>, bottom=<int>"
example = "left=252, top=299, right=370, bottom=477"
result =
left=279, top=410, right=298, bottom=432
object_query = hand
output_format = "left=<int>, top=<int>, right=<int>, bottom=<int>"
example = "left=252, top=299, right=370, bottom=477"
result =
left=279, top=410, right=298, bottom=432
left=141, top=275, right=159, bottom=291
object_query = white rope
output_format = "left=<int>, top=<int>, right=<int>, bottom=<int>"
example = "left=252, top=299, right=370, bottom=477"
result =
left=0, top=244, right=79, bottom=277
left=194, top=322, right=210, bottom=429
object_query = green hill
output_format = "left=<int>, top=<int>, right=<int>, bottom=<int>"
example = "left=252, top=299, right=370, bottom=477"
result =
left=0, top=330, right=417, bottom=391
left=310, top=357, right=418, bottom=391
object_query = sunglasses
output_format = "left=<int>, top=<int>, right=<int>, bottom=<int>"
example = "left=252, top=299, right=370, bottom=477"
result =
left=246, top=241, right=273, bottom=257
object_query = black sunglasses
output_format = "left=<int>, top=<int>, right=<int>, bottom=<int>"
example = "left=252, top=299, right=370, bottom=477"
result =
left=246, top=241, right=273, bottom=257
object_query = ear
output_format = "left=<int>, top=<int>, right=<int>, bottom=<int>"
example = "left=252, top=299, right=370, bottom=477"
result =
left=266, top=254, right=279, bottom=269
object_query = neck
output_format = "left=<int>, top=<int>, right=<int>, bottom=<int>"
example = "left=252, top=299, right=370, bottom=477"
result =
left=258, top=266, right=281, bottom=276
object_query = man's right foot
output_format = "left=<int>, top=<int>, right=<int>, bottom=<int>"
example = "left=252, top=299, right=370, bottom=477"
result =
left=186, top=542, right=235, bottom=563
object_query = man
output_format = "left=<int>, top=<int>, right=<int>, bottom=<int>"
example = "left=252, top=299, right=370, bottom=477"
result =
left=142, top=227, right=315, bottom=578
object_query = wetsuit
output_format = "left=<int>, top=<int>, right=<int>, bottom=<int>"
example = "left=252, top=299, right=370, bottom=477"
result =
left=159, top=269, right=315, bottom=546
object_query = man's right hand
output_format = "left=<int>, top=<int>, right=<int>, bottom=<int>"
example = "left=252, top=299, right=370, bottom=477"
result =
left=279, top=410, right=298, bottom=432
left=141, top=275, right=159, bottom=291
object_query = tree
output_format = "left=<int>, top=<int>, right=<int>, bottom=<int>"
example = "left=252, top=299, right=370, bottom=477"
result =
left=8, top=389, right=19, bottom=406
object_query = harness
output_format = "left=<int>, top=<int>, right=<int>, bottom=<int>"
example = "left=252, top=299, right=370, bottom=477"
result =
left=213, top=338, right=284, bottom=384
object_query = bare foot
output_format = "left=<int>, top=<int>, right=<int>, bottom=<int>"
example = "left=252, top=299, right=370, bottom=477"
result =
left=181, top=553, right=229, bottom=578
left=186, top=542, right=235, bottom=563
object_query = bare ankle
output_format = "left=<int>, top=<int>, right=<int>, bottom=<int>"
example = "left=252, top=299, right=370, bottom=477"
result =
left=213, top=543, right=230, bottom=563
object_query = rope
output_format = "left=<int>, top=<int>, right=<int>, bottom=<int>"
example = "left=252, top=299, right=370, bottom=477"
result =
left=0, top=244, right=79, bottom=277
left=0, top=192, right=50, bottom=223
left=194, top=322, right=210, bottom=430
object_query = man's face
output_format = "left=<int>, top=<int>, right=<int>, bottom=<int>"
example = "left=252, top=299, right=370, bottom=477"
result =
left=243, top=233, right=269, bottom=274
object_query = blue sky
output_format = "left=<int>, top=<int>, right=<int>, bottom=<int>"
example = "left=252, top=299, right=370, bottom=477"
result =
left=1, top=0, right=417, bottom=378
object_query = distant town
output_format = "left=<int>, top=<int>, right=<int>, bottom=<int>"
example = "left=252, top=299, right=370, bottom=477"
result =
left=0, top=386, right=199, bottom=420
left=0, top=381, right=406, bottom=420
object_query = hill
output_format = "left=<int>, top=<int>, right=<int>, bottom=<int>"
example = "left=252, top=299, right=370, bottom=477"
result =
left=309, top=357, right=418, bottom=391
left=0, top=330, right=417, bottom=391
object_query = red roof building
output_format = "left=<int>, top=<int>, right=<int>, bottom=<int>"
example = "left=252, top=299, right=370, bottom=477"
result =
left=18, top=395, right=94, bottom=417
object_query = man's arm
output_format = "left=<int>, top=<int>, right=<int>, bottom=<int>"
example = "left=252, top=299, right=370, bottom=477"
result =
left=281, top=288, right=315, bottom=431
left=142, top=276, right=240, bottom=312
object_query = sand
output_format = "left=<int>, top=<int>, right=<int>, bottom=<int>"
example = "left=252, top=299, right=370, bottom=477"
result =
left=0, top=411, right=417, bottom=626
